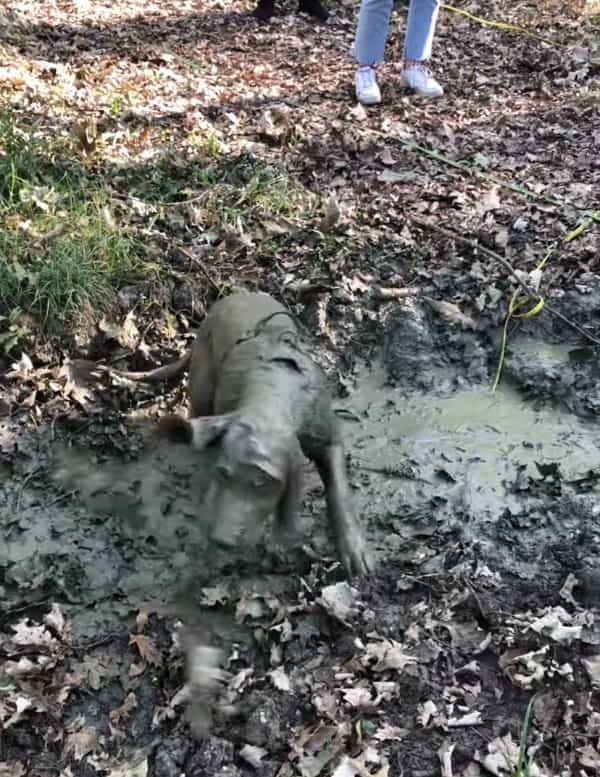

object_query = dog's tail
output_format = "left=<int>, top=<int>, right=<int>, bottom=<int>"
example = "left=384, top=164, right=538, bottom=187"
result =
left=102, top=350, right=192, bottom=383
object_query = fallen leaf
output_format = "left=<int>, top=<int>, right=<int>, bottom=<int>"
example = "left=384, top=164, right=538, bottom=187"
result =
left=448, top=711, right=483, bottom=727
left=240, top=744, right=269, bottom=769
left=418, top=699, right=439, bottom=727
left=380, top=147, right=396, bottom=165
left=583, top=655, right=600, bottom=687
left=362, top=639, right=417, bottom=673
left=342, top=687, right=374, bottom=708
left=318, top=582, right=360, bottom=623
left=578, top=745, right=600, bottom=770
left=44, top=603, right=67, bottom=637
left=269, top=667, right=292, bottom=692
left=11, top=619, right=55, bottom=648
left=0, top=763, right=26, bottom=777
left=349, top=103, right=367, bottom=122
left=438, top=741, right=456, bottom=777
left=199, top=584, right=230, bottom=606
left=64, top=727, right=98, bottom=761
left=3, top=696, right=33, bottom=728
left=317, top=194, right=341, bottom=233
left=373, top=724, right=408, bottom=742
left=377, top=169, right=413, bottom=184
left=135, top=610, right=149, bottom=633
left=424, top=298, right=477, bottom=330
left=479, top=185, right=502, bottom=213
left=529, top=607, right=582, bottom=644
left=106, top=758, right=148, bottom=777
left=129, top=634, right=162, bottom=667
left=110, top=692, right=138, bottom=723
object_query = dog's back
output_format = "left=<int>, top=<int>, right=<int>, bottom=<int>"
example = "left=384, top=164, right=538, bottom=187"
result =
left=203, top=292, right=294, bottom=366
left=188, top=291, right=297, bottom=417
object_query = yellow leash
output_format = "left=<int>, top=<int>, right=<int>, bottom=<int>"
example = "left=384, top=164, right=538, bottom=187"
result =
left=441, top=3, right=565, bottom=47
left=491, top=212, right=600, bottom=392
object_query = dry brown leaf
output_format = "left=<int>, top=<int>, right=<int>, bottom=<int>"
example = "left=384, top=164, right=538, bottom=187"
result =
left=106, top=758, right=148, bottom=777
left=110, top=692, right=138, bottom=723
left=380, top=147, right=396, bottom=165
left=377, top=169, right=413, bottom=184
left=64, top=727, right=98, bottom=761
left=129, top=634, right=162, bottom=667
left=240, top=744, right=268, bottom=769
left=424, top=298, right=477, bottom=330
left=73, top=120, right=97, bottom=155
left=317, top=194, right=341, bottom=233
left=3, top=696, right=33, bottom=728
left=362, top=639, right=417, bottom=673
left=479, top=184, right=502, bottom=213
left=373, top=724, right=408, bottom=742
left=135, top=610, right=149, bottom=633
left=10, top=619, right=55, bottom=648
left=0, top=763, right=26, bottom=777
left=44, top=603, right=67, bottom=637
left=269, top=667, right=292, bottom=692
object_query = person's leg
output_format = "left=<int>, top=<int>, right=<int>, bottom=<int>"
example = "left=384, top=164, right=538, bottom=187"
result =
left=251, top=0, right=275, bottom=21
left=251, top=0, right=328, bottom=22
left=402, top=0, right=443, bottom=96
left=298, top=0, right=329, bottom=21
left=353, top=0, right=395, bottom=66
left=352, top=0, right=395, bottom=104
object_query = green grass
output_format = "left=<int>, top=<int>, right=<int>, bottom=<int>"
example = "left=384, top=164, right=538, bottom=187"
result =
left=0, top=109, right=325, bottom=351
left=513, top=697, right=536, bottom=777
left=0, top=110, right=148, bottom=343
left=116, top=150, right=310, bottom=219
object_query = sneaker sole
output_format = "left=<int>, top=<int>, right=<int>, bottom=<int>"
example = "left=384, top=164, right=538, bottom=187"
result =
left=356, top=94, right=381, bottom=105
left=400, top=77, right=443, bottom=98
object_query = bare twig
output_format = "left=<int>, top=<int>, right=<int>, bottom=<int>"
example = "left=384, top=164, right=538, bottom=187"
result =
left=173, top=246, right=220, bottom=292
left=543, top=303, right=600, bottom=347
left=412, top=217, right=600, bottom=349
left=438, top=741, right=456, bottom=777
left=155, top=191, right=211, bottom=208
left=368, top=130, right=572, bottom=210
left=412, top=218, right=536, bottom=298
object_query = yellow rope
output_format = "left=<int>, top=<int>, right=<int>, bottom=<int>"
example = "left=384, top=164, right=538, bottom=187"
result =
left=491, top=212, right=600, bottom=392
left=441, top=3, right=565, bottom=47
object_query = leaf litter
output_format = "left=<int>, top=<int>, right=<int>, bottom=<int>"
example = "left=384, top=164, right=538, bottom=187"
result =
left=1, top=0, right=600, bottom=774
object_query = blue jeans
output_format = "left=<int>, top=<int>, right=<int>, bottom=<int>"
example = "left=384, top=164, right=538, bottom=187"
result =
left=353, top=0, right=441, bottom=66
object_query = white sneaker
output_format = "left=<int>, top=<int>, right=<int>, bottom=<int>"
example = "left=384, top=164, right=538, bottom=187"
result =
left=402, top=65, right=443, bottom=98
left=355, top=66, right=381, bottom=105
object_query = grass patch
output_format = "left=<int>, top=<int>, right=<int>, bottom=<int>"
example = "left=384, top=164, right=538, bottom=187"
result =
left=0, top=109, right=323, bottom=351
left=513, top=697, right=536, bottom=777
left=116, top=150, right=311, bottom=218
left=0, top=110, right=149, bottom=343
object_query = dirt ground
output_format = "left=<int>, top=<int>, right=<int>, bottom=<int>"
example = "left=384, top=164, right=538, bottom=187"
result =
left=1, top=0, right=600, bottom=775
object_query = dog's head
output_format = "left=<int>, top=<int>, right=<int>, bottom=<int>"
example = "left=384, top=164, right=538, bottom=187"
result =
left=159, top=412, right=300, bottom=548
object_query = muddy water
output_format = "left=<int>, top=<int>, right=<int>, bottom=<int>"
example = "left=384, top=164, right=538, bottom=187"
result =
left=341, top=362, right=600, bottom=574
left=3, top=339, right=600, bottom=640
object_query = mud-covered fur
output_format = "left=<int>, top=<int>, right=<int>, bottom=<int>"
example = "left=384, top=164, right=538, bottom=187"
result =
left=159, top=291, right=371, bottom=576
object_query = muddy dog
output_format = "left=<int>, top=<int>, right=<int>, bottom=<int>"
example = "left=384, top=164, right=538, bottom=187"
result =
left=99, top=290, right=373, bottom=734
left=110, top=290, right=372, bottom=577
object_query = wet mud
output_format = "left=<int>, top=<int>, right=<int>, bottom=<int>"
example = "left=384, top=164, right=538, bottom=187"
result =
left=2, top=292, right=600, bottom=776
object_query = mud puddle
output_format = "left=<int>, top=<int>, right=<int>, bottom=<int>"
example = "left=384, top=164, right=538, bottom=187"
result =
left=3, top=306, right=600, bottom=776
left=342, top=359, right=600, bottom=583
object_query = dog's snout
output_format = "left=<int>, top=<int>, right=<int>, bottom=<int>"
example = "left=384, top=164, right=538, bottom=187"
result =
left=210, top=525, right=239, bottom=549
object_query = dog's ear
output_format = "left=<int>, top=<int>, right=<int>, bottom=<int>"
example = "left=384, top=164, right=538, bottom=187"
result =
left=158, top=414, right=231, bottom=449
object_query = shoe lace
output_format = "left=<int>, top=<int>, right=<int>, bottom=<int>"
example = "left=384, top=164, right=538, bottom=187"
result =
left=406, top=62, right=434, bottom=79
left=357, top=68, right=376, bottom=90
